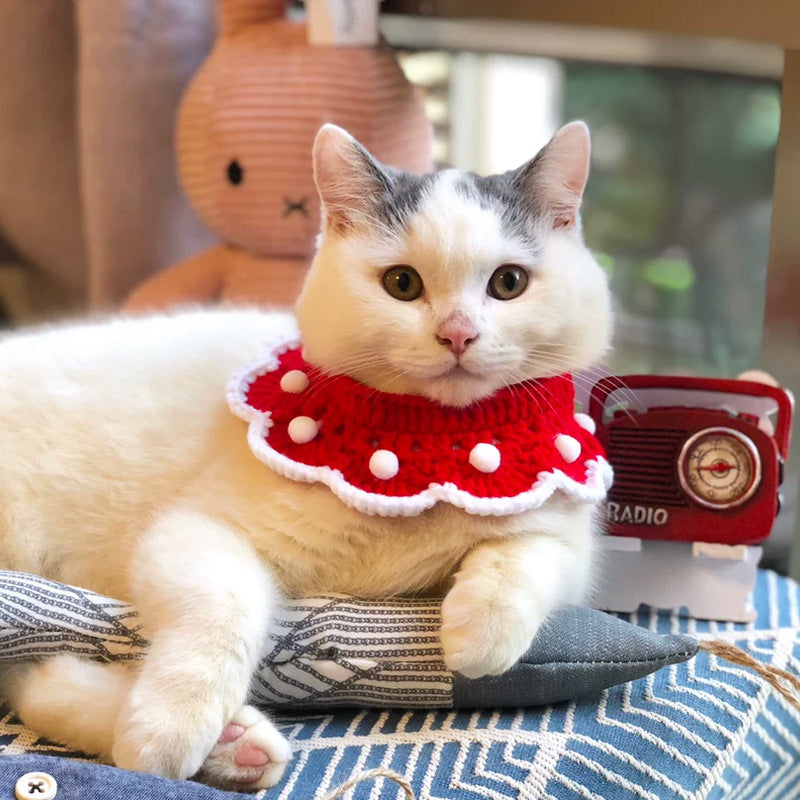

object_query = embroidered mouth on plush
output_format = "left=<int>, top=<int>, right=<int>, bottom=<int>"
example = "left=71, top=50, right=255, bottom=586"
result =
left=227, top=336, right=613, bottom=518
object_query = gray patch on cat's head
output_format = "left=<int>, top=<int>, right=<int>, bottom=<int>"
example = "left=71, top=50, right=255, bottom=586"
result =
left=373, top=166, right=438, bottom=232
left=453, top=169, right=541, bottom=245
left=342, top=140, right=437, bottom=233
left=355, top=142, right=543, bottom=245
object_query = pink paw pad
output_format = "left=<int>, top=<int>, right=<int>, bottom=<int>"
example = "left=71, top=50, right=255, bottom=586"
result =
left=235, top=745, right=271, bottom=767
left=219, top=723, right=245, bottom=744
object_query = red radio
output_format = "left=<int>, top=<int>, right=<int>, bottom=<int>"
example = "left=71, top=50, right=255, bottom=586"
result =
left=589, top=375, right=794, bottom=546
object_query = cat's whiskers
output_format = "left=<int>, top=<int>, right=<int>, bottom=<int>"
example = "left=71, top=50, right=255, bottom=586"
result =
left=503, top=353, right=638, bottom=421
left=507, top=374, right=560, bottom=418
left=305, top=353, right=394, bottom=394
left=361, top=366, right=411, bottom=409
left=524, top=354, right=637, bottom=410
left=371, top=367, right=410, bottom=396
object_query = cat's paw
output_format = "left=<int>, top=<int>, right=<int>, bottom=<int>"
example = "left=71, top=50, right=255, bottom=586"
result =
left=112, top=695, right=226, bottom=780
left=197, top=705, right=292, bottom=791
left=440, top=575, right=541, bottom=679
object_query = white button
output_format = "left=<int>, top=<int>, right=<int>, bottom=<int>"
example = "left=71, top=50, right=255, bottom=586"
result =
left=369, top=449, right=399, bottom=480
left=555, top=434, right=582, bottom=463
left=574, top=412, right=596, bottom=435
left=280, top=370, right=309, bottom=393
left=287, top=416, right=318, bottom=444
left=16, top=773, right=57, bottom=800
left=469, top=443, right=501, bottom=473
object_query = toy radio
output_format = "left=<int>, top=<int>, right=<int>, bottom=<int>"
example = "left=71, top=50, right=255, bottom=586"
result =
left=588, top=375, right=794, bottom=547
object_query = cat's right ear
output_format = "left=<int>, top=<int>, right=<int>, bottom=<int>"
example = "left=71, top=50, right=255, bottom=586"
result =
left=313, top=124, right=389, bottom=233
left=515, top=121, right=591, bottom=230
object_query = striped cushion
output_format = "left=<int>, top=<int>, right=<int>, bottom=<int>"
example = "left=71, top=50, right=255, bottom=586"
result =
left=0, top=571, right=693, bottom=709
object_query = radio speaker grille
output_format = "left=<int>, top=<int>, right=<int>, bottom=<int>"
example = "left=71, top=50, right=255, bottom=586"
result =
left=607, top=427, right=688, bottom=507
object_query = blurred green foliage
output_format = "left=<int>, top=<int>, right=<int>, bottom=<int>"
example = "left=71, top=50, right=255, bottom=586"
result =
left=563, top=64, right=779, bottom=375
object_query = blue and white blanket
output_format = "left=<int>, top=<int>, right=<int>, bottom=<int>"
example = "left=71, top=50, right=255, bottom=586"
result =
left=0, top=570, right=798, bottom=799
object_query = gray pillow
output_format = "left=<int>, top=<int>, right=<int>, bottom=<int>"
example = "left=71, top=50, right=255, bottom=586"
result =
left=0, top=571, right=697, bottom=708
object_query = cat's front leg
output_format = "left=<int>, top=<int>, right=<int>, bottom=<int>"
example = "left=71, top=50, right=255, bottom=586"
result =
left=440, top=508, right=596, bottom=679
left=111, top=509, right=290, bottom=786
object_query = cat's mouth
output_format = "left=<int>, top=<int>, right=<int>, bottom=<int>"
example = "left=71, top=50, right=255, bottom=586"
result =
left=380, top=356, right=502, bottom=405
left=420, top=360, right=482, bottom=382
left=417, top=361, right=500, bottom=398
left=415, top=365, right=499, bottom=407
left=440, top=363, right=478, bottom=379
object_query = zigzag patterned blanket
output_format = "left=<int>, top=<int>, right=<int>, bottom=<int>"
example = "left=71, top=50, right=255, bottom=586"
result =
left=0, top=570, right=798, bottom=799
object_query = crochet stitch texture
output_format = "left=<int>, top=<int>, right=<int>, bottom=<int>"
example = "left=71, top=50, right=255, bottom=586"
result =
left=227, top=339, right=612, bottom=517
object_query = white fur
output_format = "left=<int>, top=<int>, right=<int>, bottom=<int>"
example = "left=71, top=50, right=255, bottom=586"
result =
left=0, top=124, right=612, bottom=789
left=298, top=169, right=611, bottom=408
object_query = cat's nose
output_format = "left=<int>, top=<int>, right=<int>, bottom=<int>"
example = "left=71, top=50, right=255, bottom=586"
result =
left=435, top=314, right=479, bottom=356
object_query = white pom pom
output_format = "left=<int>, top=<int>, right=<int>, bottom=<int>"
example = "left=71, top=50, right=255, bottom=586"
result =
left=469, top=443, right=501, bottom=474
left=288, top=416, right=318, bottom=444
left=280, top=370, right=309, bottom=393
left=369, top=449, right=399, bottom=480
left=555, top=434, right=582, bottom=464
left=574, top=412, right=596, bottom=435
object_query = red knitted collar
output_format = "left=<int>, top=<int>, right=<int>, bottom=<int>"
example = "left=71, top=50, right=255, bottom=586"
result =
left=227, top=337, right=612, bottom=517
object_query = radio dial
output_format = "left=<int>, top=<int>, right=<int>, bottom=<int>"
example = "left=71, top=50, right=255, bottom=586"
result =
left=678, top=427, right=761, bottom=510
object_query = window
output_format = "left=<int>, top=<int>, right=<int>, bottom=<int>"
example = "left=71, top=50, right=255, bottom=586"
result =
left=398, top=41, right=780, bottom=377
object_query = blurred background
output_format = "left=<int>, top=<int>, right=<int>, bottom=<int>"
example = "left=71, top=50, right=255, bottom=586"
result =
left=387, top=20, right=794, bottom=573
left=392, top=38, right=781, bottom=379
left=0, top=8, right=784, bottom=370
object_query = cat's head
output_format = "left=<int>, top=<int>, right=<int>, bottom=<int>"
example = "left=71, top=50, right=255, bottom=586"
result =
left=296, top=123, right=611, bottom=407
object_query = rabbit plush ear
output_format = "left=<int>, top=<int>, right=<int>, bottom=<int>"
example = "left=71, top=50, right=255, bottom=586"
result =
left=218, top=0, right=287, bottom=36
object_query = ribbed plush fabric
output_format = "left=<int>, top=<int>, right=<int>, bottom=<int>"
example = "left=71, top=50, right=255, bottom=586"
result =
left=227, top=340, right=611, bottom=516
left=217, top=0, right=285, bottom=37
left=178, top=14, right=432, bottom=257
left=126, top=0, right=432, bottom=310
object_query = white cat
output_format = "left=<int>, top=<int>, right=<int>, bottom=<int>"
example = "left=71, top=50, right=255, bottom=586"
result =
left=0, top=122, right=611, bottom=790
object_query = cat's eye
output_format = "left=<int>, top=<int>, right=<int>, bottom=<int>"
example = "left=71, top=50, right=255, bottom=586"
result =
left=488, top=265, right=529, bottom=300
left=227, top=159, right=243, bottom=186
left=382, top=265, right=423, bottom=301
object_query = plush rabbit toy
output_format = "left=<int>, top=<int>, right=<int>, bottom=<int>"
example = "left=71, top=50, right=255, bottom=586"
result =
left=124, top=0, right=432, bottom=311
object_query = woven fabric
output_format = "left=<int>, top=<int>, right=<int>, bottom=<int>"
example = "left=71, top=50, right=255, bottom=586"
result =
left=227, top=340, right=612, bottom=516
left=0, top=570, right=797, bottom=799
left=257, top=596, right=451, bottom=709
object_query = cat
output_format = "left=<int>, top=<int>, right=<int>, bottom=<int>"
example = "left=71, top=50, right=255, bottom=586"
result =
left=0, top=121, right=611, bottom=791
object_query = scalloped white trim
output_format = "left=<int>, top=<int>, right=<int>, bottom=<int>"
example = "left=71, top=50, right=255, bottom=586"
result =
left=226, top=332, right=612, bottom=518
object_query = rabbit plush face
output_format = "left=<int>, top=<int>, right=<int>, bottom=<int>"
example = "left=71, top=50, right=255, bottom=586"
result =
left=175, top=0, right=432, bottom=259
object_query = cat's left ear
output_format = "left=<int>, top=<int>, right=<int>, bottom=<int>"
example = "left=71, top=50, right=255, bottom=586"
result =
left=515, top=121, right=591, bottom=230
left=313, top=124, right=390, bottom=233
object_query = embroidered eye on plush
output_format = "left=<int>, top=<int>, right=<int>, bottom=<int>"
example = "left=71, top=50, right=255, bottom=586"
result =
left=488, top=265, right=529, bottom=300
left=382, top=266, right=423, bottom=301
left=226, top=159, right=244, bottom=186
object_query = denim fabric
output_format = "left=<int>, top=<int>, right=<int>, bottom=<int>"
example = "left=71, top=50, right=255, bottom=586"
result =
left=453, top=603, right=698, bottom=707
left=0, top=755, right=256, bottom=799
